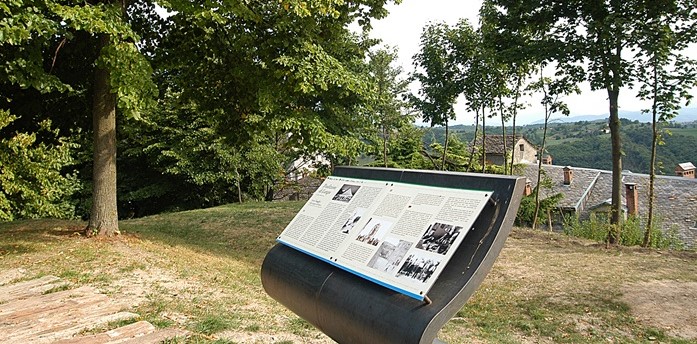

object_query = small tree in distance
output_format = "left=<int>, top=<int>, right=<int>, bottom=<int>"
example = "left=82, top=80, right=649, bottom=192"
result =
left=366, top=47, right=412, bottom=168
left=529, top=64, right=578, bottom=230
left=411, top=22, right=461, bottom=170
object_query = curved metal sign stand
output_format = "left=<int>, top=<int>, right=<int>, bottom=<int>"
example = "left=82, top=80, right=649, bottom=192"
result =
left=262, top=167, right=525, bottom=344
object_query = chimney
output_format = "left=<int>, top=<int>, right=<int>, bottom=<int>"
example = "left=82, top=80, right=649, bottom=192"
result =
left=543, top=155, right=553, bottom=165
left=524, top=179, right=533, bottom=196
left=563, top=166, right=573, bottom=185
left=625, top=183, right=638, bottom=216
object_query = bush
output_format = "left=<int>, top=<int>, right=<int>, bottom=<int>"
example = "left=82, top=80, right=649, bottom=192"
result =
left=562, top=214, right=685, bottom=249
left=0, top=111, right=79, bottom=221
left=516, top=192, right=563, bottom=228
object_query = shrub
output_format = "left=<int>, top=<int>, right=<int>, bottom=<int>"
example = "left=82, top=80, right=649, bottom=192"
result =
left=0, top=111, right=79, bottom=221
left=562, top=214, right=685, bottom=249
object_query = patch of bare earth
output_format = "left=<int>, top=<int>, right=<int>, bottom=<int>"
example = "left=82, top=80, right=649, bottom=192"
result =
left=0, top=268, right=27, bottom=285
left=107, top=267, right=225, bottom=310
left=218, top=330, right=334, bottom=344
left=621, top=280, right=697, bottom=340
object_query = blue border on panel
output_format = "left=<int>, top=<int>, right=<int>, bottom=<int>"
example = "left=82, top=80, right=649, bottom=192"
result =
left=277, top=239, right=425, bottom=301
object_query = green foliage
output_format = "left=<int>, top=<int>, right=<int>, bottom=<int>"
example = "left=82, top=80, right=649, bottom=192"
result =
left=364, top=47, right=412, bottom=167
left=545, top=121, right=697, bottom=174
left=563, top=214, right=685, bottom=249
left=193, top=315, right=234, bottom=336
left=0, top=110, right=79, bottom=221
left=410, top=22, right=461, bottom=128
left=379, top=124, right=431, bottom=169
left=516, top=190, right=563, bottom=228
left=112, top=0, right=399, bottom=214
left=97, top=40, right=157, bottom=120
left=1, top=0, right=157, bottom=118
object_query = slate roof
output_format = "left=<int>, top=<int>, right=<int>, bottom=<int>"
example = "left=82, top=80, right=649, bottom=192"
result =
left=520, top=164, right=603, bottom=211
left=519, top=164, right=697, bottom=247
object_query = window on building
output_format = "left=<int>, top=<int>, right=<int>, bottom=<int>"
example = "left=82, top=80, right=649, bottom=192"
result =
left=519, top=144, right=524, bottom=151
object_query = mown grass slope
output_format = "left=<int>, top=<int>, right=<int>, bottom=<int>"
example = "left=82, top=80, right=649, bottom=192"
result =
left=1, top=201, right=695, bottom=343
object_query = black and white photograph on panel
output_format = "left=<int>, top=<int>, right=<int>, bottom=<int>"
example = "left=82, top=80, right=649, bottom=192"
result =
left=367, top=236, right=412, bottom=273
left=415, top=222, right=463, bottom=255
left=395, top=251, right=441, bottom=284
left=340, top=208, right=365, bottom=234
left=332, top=184, right=361, bottom=203
left=355, top=217, right=393, bottom=246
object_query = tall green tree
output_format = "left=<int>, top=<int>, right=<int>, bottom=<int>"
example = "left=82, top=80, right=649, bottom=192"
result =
left=366, top=47, right=411, bottom=167
left=634, top=0, right=697, bottom=246
left=1, top=0, right=156, bottom=235
left=477, top=2, right=515, bottom=173
left=120, top=0, right=396, bottom=206
left=489, top=0, right=643, bottom=243
left=528, top=65, right=577, bottom=230
left=2, top=0, right=397, bottom=225
left=447, top=19, right=481, bottom=172
left=411, top=22, right=461, bottom=170
left=479, top=0, right=534, bottom=174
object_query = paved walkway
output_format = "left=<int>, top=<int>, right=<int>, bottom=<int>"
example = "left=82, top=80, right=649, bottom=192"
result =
left=0, top=271, right=187, bottom=343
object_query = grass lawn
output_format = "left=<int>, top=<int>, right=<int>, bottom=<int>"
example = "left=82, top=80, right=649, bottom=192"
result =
left=1, top=201, right=696, bottom=343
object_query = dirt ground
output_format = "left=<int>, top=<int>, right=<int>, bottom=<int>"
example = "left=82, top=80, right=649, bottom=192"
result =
left=620, top=280, right=697, bottom=339
left=3, top=227, right=696, bottom=343
left=108, top=238, right=697, bottom=343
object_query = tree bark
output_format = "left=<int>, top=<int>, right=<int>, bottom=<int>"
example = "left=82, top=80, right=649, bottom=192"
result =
left=499, top=95, right=507, bottom=174
left=607, top=87, right=622, bottom=244
left=644, top=64, right=659, bottom=247
left=481, top=105, right=487, bottom=173
left=607, top=1, right=624, bottom=244
left=441, top=117, right=449, bottom=171
left=466, top=110, right=480, bottom=173
left=86, top=33, right=119, bottom=236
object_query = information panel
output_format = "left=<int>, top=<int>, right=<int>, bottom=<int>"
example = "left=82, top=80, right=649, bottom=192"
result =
left=277, top=176, right=493, bottom=301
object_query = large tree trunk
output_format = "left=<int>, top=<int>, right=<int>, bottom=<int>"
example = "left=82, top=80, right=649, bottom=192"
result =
left=607, top=4, right=624, bottom=245
left=86, top=34, right=119, bottom=236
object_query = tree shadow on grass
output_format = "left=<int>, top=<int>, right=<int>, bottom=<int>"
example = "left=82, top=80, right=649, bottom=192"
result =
left=0, top=219, right=86, bottom=257
left=119, top=202, right=305, bottom=265
left=0, top=243, right=34, bottom=256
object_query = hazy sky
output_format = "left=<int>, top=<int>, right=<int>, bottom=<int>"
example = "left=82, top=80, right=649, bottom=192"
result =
left=367, top=0, right=697, bottom=126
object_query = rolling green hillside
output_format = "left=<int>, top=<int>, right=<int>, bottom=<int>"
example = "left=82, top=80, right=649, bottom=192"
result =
left=424, top=120, right=697, bottom=174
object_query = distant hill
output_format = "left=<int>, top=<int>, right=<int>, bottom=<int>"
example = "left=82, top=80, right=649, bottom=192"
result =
left=423, top=119, right=697, bottom=174
left=533, top=107, right=697, bottom=124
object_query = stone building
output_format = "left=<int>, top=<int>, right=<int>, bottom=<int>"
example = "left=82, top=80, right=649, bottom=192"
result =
left=473, top=135, right=539, bottom=166
left=520, top=163, right=697, bottom=247
left=675, top=162, right=696, bottom=178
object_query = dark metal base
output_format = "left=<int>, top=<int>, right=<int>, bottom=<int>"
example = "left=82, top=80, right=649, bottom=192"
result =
left=262, top=167, right=525, bottom=344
